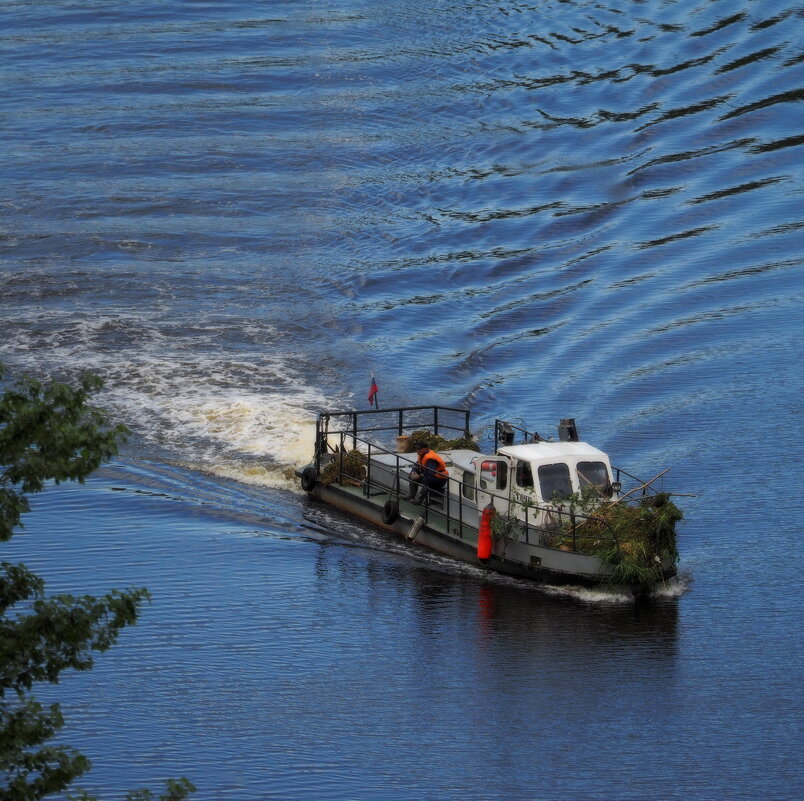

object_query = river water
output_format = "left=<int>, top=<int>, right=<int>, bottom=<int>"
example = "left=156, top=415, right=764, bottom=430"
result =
left=1, top=1, right=802, bottom=799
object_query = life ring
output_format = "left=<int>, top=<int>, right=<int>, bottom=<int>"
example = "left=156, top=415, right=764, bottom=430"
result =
left=381, top=498, right=399, bottom=525
left=300, top=465, right=318, bottom=493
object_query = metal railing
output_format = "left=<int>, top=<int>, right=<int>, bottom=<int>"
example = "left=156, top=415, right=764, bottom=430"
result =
left=612, top=466, right=666, bottom=498
left=493, top=418, right=543, bottom=451
left=315, top=405, right=471, bottom=470
left=320, top=422, right=622, bottom=553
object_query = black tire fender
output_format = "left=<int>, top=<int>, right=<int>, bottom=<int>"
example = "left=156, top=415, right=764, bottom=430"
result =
left=381, top=498, right=399, bottom=525
left=300, top=465, right=318, bottom=493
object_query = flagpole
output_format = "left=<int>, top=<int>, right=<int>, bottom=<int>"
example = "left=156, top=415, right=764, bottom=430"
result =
left=368, top=373, right=380, bottom=409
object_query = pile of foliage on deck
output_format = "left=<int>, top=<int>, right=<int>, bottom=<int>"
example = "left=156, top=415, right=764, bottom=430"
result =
left=319, top=428, right=478, bottom=487
left=547, top=488, right=683, bottom=585
left=404, top=429, right=479, bottom=452
left=321, top=449, right=366, bottom=486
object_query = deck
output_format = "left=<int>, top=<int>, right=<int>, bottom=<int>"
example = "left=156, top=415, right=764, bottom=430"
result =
left=334, top=480, right=479, bottom=545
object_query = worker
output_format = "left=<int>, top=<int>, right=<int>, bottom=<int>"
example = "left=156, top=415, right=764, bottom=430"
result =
left=405, top=442, right=449, bottom=504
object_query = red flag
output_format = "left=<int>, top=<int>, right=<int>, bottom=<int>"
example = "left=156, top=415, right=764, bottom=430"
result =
left=368, top=374, right=379, bottom=408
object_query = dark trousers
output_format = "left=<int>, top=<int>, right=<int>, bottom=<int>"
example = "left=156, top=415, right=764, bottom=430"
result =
left=409, top=473, right=447, bottom=498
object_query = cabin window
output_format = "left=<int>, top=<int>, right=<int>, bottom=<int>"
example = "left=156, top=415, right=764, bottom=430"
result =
left=577, top=461, right=609, bottom=491
left=515, top=460, right=534, bottom=489
left=462, top=470, right=476, bottom=501
left=479, top=459, right=508, bottom=491
left=538, top=463, right=572, bottom=501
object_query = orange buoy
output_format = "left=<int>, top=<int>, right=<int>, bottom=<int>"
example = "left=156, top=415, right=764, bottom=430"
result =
left=477, top=503, right=495, bottom=561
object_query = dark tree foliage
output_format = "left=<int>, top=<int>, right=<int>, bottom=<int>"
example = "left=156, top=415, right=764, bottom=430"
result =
left=0, top=367, right=194, bottom=800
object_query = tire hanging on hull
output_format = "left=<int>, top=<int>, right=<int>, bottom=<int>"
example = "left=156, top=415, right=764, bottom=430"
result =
left=381, top=498, right=399, bottom=525
left=300, top=465, right=317, bottom=493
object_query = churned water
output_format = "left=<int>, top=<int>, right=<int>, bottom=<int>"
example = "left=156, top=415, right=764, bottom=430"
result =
left=1, top=1, right=802, bottom=799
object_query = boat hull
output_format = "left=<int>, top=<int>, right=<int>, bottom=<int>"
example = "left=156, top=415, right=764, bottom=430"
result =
left=309, top=480, right=676, bottom=591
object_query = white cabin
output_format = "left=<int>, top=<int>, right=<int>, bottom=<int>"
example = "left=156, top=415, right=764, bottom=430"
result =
left=447, top=441, right=615, bottom=523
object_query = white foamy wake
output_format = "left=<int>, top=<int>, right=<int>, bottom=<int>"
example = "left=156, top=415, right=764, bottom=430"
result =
left=106, top=369, right=326, bottom=489
left=540, top=574, right=690, bottom=603
left=0, top=310, right=334, bottom=489
left=539, top=583, right=635, bottom=604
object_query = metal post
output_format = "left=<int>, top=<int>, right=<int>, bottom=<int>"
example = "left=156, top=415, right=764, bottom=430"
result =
left=524, top=505, right=529, bottom=545
left=314, top=418, right=321, bottom=472
left=365, top=443, right=371, bottom=497
left=457, top=482, right=463, bottom=539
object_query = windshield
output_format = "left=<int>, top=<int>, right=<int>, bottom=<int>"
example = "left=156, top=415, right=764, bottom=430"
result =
left=538, top=463, right=572, bottom=501
left=577, top=461, right=609, bottom=490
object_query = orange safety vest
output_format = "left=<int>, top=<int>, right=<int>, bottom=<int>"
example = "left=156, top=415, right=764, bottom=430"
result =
left=417, top=449, right=449, bottom=480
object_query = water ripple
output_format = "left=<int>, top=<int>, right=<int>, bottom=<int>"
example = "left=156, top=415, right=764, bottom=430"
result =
left=2, top=3, right=803, bottom=795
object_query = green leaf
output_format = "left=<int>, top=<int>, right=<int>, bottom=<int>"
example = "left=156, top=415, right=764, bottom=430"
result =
left=0, top=367, right=193, bottom=800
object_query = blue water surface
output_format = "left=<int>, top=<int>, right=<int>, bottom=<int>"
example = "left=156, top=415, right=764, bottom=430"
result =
left=1, top=1, right=803, bottom=799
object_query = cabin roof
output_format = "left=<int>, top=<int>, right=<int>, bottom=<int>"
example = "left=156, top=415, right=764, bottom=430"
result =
left=441, top=449, right=482, bottom=470
left=498, top=441, right=610, bottom=463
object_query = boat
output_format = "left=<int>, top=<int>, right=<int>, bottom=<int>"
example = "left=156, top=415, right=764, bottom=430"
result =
left=297, top=405, right=681, bottom=595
